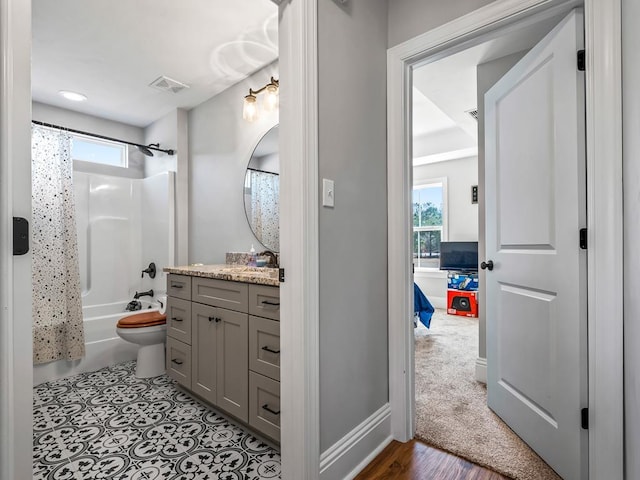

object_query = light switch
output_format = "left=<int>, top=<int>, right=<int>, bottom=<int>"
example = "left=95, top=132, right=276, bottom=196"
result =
left=323, top=179, right=335, bottom=207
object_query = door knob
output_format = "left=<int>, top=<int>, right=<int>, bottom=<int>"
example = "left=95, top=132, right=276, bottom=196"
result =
left=481, top=260, right=494, bottom=271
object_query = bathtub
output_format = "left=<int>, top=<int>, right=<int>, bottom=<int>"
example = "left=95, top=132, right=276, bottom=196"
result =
left=33, top=299, right=162, bottom=386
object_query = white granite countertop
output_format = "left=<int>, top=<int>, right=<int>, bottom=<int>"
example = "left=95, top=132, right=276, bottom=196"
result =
left=163, top=264, right=280, bottom=287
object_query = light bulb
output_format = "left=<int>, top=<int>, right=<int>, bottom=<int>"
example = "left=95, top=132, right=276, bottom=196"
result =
left=263, top=84, right=279, bottom=112
left=243, top=95, right=258, bottom=122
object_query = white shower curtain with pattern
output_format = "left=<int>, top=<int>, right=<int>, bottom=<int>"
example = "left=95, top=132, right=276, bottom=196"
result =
left=250, top=170, right=279, bottom=252
left=31, top=125, right=85, bottom=364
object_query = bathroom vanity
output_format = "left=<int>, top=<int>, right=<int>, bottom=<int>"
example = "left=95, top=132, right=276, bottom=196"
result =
left=163, top=265, right=281, bottom=442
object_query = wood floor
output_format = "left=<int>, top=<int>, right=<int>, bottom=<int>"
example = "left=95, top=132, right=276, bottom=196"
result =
left=355, top=439, right=509, bottom=480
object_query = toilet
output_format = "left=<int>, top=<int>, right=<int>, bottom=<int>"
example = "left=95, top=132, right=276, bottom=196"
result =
left=116, top=296, right=167, bottom=378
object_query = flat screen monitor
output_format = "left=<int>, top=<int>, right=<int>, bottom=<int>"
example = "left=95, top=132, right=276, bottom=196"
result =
left=439, top=241, right=478, bottom=272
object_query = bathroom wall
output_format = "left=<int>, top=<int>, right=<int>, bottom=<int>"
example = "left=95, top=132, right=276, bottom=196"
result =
left=144, top=109, right=189, bottom=266
left=188, top=63, right=279, bottom=263
left=317, top=0, right=389, bottom=458
left=387, top=0, right=495, bottom=47
left=413, top=156, right=479, bottom=306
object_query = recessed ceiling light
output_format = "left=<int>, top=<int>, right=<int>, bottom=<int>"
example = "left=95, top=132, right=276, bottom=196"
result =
left=58, top=90, right=87, bottom=102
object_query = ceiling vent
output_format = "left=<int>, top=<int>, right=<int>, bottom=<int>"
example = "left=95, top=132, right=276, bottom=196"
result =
left=149, top=76, right=190, bottom=94
left=466, top=109, right=479, bottom=121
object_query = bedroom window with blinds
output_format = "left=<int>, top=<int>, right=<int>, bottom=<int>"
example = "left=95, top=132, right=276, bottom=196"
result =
left=413, top=180, right=446, bottom=269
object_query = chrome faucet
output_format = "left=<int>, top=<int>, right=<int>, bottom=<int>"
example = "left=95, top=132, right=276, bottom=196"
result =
left=134, top=289, right=154, bottom=299
left=259, top=251, right=278, bottom=268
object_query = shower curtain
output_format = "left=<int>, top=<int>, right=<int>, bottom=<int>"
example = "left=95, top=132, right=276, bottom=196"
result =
left=31, top=126, right=85, bottom=364
left=250, top=170, right=279, bottom=251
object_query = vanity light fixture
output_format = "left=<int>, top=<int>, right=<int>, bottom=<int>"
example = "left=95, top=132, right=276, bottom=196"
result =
left=243, top=77, right=279, bottom=122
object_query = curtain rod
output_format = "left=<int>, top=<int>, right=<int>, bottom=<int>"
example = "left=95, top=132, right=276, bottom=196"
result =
left=31, top=120, right=176, bottom=156
left=247, top=167, right=279, bottom=176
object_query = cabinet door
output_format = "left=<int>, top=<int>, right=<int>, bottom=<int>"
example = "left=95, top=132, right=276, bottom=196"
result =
left=217, top=308, right=249, bottom=422
left=167, top=297, right=192, bottom=344
left=191, top=302, right=218, bottom=405
left=192, top=277, right=249, bottom=312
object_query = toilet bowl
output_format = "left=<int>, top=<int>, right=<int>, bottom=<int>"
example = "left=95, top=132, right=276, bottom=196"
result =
left=116, top=295, right=167, bottom=378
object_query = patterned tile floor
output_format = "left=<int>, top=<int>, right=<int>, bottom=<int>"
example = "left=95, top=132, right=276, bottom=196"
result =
left=33, top=361, right=281, bottom=480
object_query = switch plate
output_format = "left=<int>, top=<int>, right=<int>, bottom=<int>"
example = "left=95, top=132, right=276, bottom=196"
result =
left=323, top=179, right=335, bottom=207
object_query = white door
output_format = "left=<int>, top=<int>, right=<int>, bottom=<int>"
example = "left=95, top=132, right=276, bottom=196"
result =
left=484, top=10, right=587, bottom=480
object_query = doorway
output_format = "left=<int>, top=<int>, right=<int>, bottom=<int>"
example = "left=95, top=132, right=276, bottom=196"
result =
left=409, top=19, right=571, bottom=477
left=387, top=1, right=623, bottom=479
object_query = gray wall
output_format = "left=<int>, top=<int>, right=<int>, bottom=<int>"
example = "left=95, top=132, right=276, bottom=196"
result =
left=318, top=0, right=388, bottom=451
left=623, top=0, right=640, bottom=476
left=188, top=64, right=278, bottom=264
left=476, top=51, right=525, bottom=360
left=388, top=0, right=495, bottom=47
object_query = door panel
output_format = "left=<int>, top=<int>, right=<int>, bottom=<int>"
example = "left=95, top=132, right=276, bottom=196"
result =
left=485, top=9, right=587, bottom=480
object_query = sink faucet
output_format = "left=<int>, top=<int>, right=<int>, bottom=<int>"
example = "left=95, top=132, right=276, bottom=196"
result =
left=259, top=251, right=278, bottom=268
left=134, top=289, right=154, bottom=299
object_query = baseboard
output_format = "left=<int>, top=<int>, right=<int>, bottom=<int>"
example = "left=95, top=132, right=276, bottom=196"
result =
left=431, top=296, right=447, bottom=309
left=319, top=403, right=392, bottom=480
left=475, top=357, right=487, bottom=384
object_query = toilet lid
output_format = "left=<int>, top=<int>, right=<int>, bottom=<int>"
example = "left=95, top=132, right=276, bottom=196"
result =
left=117, top=311, right=166, bottom=328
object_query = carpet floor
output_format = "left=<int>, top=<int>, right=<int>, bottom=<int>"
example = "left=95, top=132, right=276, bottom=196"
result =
left=414, top=310, right=562, bottom=480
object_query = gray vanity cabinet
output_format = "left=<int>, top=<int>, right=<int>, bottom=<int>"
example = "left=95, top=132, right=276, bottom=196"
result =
left=165, top=272, right=279, bottom=441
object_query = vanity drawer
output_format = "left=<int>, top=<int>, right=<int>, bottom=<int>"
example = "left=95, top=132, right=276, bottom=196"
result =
left=167, top=336, right=191, bottom=389
left=167, top=297, right=192, bottom=344
left=249, top=371, right=280, bottom=442
left=167, top=274, right=192, bottom=300
left=192, top=277, right=249, bottom=312
left=249, top=316, right=280, bottom=381
left=248, top=285, right=280, bottom=321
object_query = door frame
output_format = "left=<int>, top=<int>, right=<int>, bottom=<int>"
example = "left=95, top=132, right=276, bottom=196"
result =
left=0, top=0, right=34, bottom=477
left=387, top=0, right=623, bottom=478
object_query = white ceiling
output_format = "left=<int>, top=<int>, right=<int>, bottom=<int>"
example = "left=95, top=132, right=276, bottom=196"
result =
left=32, top=0, right=278, bottom=127
left=412, top=14, right=563, bottom=164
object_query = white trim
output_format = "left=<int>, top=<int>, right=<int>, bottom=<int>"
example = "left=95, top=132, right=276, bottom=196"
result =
left=584, top=0, right=624, bottom=478
left=413, top=147, right=478, bottom=166
left=475, top=357, right=487, bottom=384
left=278, top=0, right=320, bottom=479
left=319, top=404, right=392, bottom=480
left=387, top=0, right=623, bottom=478
left=0, top=0, right=33, bottom=477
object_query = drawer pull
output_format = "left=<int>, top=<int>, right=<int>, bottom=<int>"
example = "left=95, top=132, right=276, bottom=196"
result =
left=171, top=317, right=183, bottom=322
left=171, top=284, right=184, bottom=289
left=261, top=300, right=280, bottom=307
left=208, top=316, right=222, bottom=323
left=171, top=359, right=184, bottom=365
left=261, top=346, right=280, bottom=354
left=262, top=404, right=280, bottom=415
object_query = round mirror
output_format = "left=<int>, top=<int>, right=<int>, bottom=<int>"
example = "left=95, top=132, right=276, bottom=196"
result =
left=244, top=125, right=279, bottom=252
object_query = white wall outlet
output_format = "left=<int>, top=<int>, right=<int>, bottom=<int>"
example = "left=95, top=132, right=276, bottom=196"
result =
left=323, top=179, right=335, bottom=207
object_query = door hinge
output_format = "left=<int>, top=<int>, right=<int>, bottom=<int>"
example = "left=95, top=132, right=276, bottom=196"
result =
left=13, top=217, right=29, bottom=255
left=579, top=228, right=587, bottom=249
left=581, top=408, right=589, bottom=429
left=577, top=50, right=585, bottom=71
left=279, top=268, right=285, bottom=283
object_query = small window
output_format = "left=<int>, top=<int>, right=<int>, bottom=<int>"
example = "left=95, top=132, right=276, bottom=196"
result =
left=413, top=181, right=446, bottom=269
left=71, top=134, right=128, bottom=168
